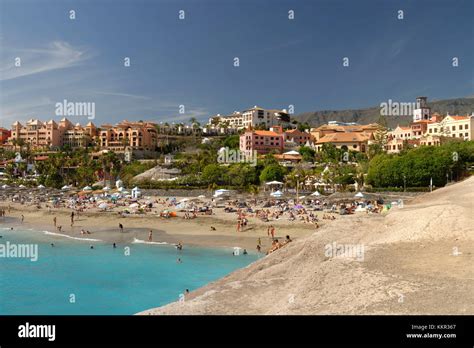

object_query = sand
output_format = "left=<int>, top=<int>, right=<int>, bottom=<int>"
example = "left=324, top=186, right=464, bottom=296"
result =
left=139, top=177, right=474, bottom=315
left=1, top=198, right=319, bottom=251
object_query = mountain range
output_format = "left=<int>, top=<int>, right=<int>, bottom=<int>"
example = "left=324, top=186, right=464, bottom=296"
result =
left=294, top=97, right=474, bottom=129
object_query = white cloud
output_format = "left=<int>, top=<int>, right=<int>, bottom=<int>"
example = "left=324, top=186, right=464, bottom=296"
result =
left=0, top=41, right=92, bottom=81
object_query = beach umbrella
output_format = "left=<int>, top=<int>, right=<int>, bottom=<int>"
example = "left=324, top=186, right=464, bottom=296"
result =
left=270, top=190, right=283, bottom=197
left=294, top=204, right=304, bottom=209
left=265, top=181, right=283, bottom=185
left=129, top=203, right=139, bottom=208
left=311, top=191, right=321, bottom=196
left=197, top=195, right=206, bottom=198
left=118, top=187, right=124, bottom=192
left=103, top=186, right=111, bottom=191
left=1, top=184, right=9, bottom=189
left=299, top=196, right=306, bottom=199
left=19, top=184, right=26, bottom=188
left=61, top=185, right=70, bottom=190
left=83, top=186, right=92, bottom=191
left=283, top=150, right=300, bottom=155
left=98, top=202, right=108, bottom=210
left=354, top=192, right=364, bottom=198
left=37, top=184, right=45, bottom=189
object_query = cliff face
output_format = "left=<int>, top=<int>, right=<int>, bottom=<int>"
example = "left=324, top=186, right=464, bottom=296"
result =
left=139, top=177, right=474, bottom=315
left=295, top=97, right=474, bottom=128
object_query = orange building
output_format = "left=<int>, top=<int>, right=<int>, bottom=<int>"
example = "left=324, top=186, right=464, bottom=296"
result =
left=240, top=129, right=284, bottom=154
left=98, top=120, right=158, bottom=151
left=0, top=128, right=11, bottom=145
left=8, top=118, right=97, bottom=150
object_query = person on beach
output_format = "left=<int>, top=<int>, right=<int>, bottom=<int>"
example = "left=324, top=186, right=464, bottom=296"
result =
left=21, top=214, right=24, bottom=223
left=53, top=216, right=57, bottom=227
left=258, top=237, right=262, bottom=246
left=256, top=245, right=261, bottom=253
left=270, top=225, right=275, bottom=239
left=70, top=212, right=74, bottom=224
left=236, top=220, right=241, bottom=232
left=119, top=223, right=123, bottom=233
left=285, top=235, right=292, bottom=243
left=148, top=230, right=153, bottom=242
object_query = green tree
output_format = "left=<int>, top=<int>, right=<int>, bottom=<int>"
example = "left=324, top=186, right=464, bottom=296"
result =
left=259, top=163, right=287, bottom=183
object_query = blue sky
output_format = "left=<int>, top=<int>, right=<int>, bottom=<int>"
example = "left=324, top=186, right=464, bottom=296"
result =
left=0, top=0, right=473, bottom=127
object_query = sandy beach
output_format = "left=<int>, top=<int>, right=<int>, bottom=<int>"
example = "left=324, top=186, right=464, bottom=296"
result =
left=2, top=198, right=321, bottom=251
left=139, top=177, right=474, bottom=315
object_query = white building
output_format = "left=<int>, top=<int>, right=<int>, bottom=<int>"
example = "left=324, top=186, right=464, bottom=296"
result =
left=413, top=96, right=431, bottom=122
left=426, top=114, right=474, bottom=140
left=241, top=106, right=290, bottom=129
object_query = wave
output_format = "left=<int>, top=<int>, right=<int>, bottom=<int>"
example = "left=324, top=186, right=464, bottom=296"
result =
left=132, top=238, right=168, bottom=245
left=43, top=231, right=102, bottom=242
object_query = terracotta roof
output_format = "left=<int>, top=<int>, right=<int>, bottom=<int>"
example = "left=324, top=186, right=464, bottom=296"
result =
left=274, top=154, right=302, bottom=160
left=253, top=130, right=281, bottom=137
left=412, top=120, right=434, bottom=124
left=317, top=132, right=370, bottom=144
left=449, top=116, right=469, bottom=121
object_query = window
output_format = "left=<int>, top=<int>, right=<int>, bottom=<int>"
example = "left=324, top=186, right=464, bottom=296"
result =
left=466, top=133, right=469, bottom=137
left=352, top=144, right=357, bottom=148
left=452, top=126, right=456, bottom=130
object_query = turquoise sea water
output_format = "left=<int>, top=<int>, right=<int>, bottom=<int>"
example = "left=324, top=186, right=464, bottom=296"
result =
left=0, top=225, right=258, bottom=315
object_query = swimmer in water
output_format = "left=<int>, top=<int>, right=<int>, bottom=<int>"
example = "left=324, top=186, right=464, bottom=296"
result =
left=177, top=258, right=182, bottom=263
left=51, top=243, right=54, bottom=247
left=243, top=249, right=248, bottom=255
left=113, top=243, right=117, bottom=248
left=10, top=227, right=13, bottom=230
left=176, top=242, right=183, bottom=250
left=90, top=245, right=94, bottom=249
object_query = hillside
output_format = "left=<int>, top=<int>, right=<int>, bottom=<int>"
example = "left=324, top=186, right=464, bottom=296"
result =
left=295, top=97, right=474, bottom=128
left=140, top=177, right=474, bottom=315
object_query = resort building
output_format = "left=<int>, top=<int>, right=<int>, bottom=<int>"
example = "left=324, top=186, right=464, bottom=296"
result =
left=0, top=128, right=11, bottom=145
left=208, top=106, right=291, bottom=130
left=59, top=119, right=98, bottom=148
left=388, top=126, right=413, bottom=140
left=98, top=120, right=158, bottom=151
left=315, top=132, right=371, bottom=153
left=385, top=138, right=420, bottom=154
left=310, top=123, right=379, bottom=142
left=425, top=114, right=473, bottom=140
left=241, top=106, right=291, bottom=129
left=283, top=128, right=312, bottom=145
left=240, top=129, right=284, bottom=154
left=208, top=112, right=244, bottom=129
left=8, top=118, right=98, bottom=150
left=9, top=119, right=60, bottom=149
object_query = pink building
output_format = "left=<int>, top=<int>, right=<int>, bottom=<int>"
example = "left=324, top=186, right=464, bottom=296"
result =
left=240, top=130, right=284, bottom=154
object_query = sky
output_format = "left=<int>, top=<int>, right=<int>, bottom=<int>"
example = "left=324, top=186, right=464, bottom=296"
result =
left=0, top=0, right=473, bottom=127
